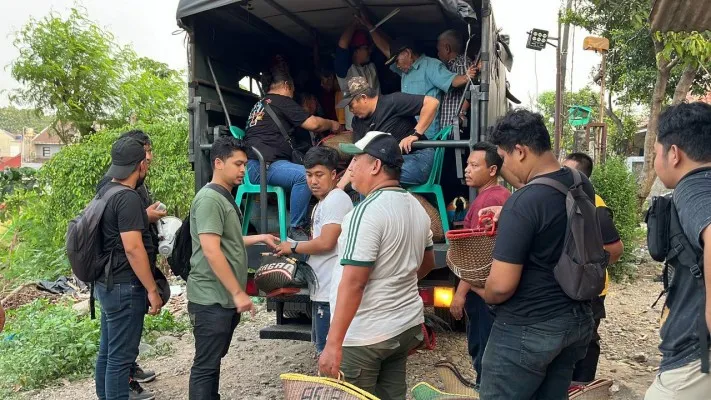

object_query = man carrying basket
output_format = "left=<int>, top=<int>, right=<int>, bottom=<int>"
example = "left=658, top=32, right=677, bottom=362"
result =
left=448, top=141, right=510, bottom=390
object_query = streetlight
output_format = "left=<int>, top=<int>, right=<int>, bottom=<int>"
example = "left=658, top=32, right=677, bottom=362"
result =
left=526, top=16, right=563, bottom=157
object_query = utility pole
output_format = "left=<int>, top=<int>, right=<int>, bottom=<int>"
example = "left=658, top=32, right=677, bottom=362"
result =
left=554, top=11, right=562, bottom=157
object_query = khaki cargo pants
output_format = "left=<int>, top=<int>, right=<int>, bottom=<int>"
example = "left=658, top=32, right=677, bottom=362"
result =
left=341, top=325, right=424, bottom=400
left=644, top=356, right=711, bottom=400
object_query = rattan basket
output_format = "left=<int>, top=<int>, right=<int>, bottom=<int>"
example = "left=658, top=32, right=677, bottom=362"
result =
left=445, top=216, right=497, bottom=288
left=281, top=373, right=379, bottom=400
left=319, top=131, right=354, bottom=163
left=413, top=194, right=445, bottom=243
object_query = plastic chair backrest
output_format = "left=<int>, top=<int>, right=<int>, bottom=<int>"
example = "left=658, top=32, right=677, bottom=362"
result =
left=230, top=126, right=246, bottom=139
left=425, top=126, right=452, bottom=186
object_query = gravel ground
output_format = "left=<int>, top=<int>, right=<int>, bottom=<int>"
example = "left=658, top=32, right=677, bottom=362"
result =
left=22, top=261, right=664, bottom=400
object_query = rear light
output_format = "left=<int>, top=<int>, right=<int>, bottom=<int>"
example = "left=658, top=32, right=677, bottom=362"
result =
left=419, top=287, right=434, bottom=306
left=434, top=286, right=455, bottom=308
left=245, top=278, right=259, bottom=296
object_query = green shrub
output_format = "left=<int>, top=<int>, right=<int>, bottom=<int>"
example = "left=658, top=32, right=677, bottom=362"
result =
left=0, top=121, right=193, bottom=283
left=0, top=299, right=188, bottom=394
left=591, top=156, right=641, bottom=281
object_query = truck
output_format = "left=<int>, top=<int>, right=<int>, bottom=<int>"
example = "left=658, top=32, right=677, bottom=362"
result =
left=176, top=0, right=516, bottom=340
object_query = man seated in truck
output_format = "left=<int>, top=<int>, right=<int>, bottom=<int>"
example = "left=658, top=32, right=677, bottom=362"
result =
left=371, top=36, right=477, bottom=139
left=335, top=76, right=439, bottom=188
left=335, top=15, right=388, bottom=130
left=274, top=147, right=353, bottom=356
left=244, top=69, right=341, bottom=241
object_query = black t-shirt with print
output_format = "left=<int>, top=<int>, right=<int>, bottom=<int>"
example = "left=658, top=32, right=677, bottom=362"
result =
left=245, top=94, right=310, bottom=163
left=492, top=168, right=596, bottom=325
left=98, top=182, right=153, bottom=284
left=351, top=92, right=425, bottom=143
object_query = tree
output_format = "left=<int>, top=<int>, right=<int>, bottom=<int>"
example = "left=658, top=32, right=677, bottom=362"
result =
left=567, top=0, right=711, bottom=205
left=0, top=106, right=53, bottom=134
left=110, top=56, right=187, bottom=127
left=9, top=7, right=187, bottom=142
left=10, top=7, right=122, bottom=141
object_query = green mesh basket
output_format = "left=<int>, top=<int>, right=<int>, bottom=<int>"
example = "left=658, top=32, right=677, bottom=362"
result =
left=410, top=382, right=479, bottom=400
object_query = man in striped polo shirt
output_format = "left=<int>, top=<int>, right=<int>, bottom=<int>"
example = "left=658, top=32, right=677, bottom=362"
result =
left=318, top=131, right=436, bottom=399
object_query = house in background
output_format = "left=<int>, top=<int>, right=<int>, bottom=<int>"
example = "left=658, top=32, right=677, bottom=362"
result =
left=0, top=128, right=23, bottom=158
left=29, top=127, right=64, bottom=162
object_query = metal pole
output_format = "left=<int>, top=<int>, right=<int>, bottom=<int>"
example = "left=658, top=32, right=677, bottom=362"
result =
left=251, top=147, right=269, bottom=235
left=599, top=53, right=606, bottom=123
left=554, top=10, right=562, bottom=157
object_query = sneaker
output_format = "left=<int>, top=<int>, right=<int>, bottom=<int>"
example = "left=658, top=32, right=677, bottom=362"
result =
left=288, top=227, right=309, bottom=241
left=132, top=365, right=156, bottom=383
left=129, top=380, right=155, bottom=400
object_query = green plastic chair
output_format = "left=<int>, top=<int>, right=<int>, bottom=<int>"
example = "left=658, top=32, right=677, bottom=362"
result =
left=405, top=126, right=453, bottom=239
left=232, top=126, right=288, bottom=242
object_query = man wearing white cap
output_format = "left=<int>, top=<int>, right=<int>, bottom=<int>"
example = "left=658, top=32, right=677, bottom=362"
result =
left=319, top=131, right=436, bottom=399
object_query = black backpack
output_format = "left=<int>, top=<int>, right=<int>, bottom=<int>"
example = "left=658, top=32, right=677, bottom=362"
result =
left=528, top=168, right=608, bottom=301
left=66, top=185, right=130, bottom=282
left=646, top=167, right=710, bottom=374
left=168, top=183, right=244, bottom=280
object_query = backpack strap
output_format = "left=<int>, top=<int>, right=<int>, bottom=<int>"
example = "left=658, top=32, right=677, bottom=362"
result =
left=206, top=183, right=244, bottom=224
left=527, top=176, right=570, bottom=195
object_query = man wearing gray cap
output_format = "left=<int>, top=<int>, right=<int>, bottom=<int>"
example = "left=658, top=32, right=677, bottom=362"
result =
left=94, top=136, right=163, bottom=400
left=319, top=131, right=436, bottom=399
left=377, top=36, right=477, bottom=139
left=336, top=76, right=439, bottom=188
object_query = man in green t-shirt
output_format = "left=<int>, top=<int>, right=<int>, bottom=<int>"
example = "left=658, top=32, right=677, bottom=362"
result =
left=187, top=136, right=278, bottom=399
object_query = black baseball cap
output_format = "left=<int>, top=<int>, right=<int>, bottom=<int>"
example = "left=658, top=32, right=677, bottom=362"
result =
left=385, top=37, right=416, bottom=66
left=107, top=137, right=146, bottom=180
left=339, top=131, right=404, bottom=168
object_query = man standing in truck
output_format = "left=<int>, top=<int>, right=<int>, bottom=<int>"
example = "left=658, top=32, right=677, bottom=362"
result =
left=319, top=131, right=435, bottom=399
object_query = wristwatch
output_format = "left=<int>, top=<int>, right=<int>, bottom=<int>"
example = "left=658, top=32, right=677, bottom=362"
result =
left=409, top=130, right=424, bottom=139
left=291, top=242, right=299, bottom=254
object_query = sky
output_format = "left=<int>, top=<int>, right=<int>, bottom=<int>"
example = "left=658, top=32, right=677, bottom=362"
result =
left=0, top=0, right=603, bottom=109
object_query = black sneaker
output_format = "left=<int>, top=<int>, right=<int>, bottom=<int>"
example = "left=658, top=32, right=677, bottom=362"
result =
left=132, top=365, right=156, bottom=383
left=129, top=380, right=155, bottom=400
left=288, top=227, right=309, bottom=241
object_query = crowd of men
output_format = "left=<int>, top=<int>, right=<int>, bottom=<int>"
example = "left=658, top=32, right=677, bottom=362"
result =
left=88, top=15, right=711, bottom=400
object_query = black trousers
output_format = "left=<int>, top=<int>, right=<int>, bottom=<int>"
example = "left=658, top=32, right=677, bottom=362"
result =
left=188, top=302, right=240, bottom=400
left=572, top=295, right=605, bottom=383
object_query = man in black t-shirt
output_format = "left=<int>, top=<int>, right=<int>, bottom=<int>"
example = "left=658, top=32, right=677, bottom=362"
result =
left=645, top=102, right=711, bottom=399
left=563, top=152, right=624, bottom=387
left=244, top=70, right=340, bottom=240
left=473, top=109, right=595, bottom=399
left=96, top=130, right=165, bottom=398
left=94, top=136, right=163, bottom=400
left=335, top=76, right=440, bottom=188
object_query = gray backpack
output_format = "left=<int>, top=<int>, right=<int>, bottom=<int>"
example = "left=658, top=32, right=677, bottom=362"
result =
left=528, top=168, right=608, bottom=301
left=66, top=185, right=130, bottom=283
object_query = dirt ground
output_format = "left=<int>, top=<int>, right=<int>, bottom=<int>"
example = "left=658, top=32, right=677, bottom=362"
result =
left=21, top=261, right=664, bottom=400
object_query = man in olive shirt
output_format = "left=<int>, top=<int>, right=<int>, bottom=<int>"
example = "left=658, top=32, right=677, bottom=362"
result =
left=187, top=136, right=278, bottom=399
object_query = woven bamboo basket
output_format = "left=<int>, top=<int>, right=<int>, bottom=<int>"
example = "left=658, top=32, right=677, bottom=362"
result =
left=281, top=372, right=379, bottom=400
left=445, top=216, right=497, bottom=288
left=319, top=131, right=354, bottom=163
left=411, top=382, right=478, bottom=400
left=413, top=194, right=445, bottom=243
left=568, top=379, right=613, bottom=400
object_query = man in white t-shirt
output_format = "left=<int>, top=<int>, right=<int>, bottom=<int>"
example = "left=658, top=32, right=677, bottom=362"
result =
left=318, top=131, right=436, bottom=399
left=275, top=147, right=353, bottom=355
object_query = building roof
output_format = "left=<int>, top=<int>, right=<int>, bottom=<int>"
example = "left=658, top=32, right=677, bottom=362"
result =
left=650, top=0, right=711, bottom=32
left=0, top=154, right=21, bottom=169
left=0, top=128, right=21, bottom=141
left=32, top=126, right=64, bottom=145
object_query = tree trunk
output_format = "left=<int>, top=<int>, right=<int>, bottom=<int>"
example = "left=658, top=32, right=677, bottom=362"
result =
left=638, top=40, right=673, bottom=206
left=605, top=92, right=625, bottom=152
left=672, top=64, right=698, bottom=105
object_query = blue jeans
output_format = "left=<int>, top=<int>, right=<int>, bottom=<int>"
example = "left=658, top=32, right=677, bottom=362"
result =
left=401, top=148, right=435, bottom=186
left=311, top=301, right=331, bottom=354
left=464, top=291, right=494, bottom=386
left=247, top=159, right=311, bottom=228
left=95, top=281, right=146, bottom=400
left=479, top=305, right=594, bottom=400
